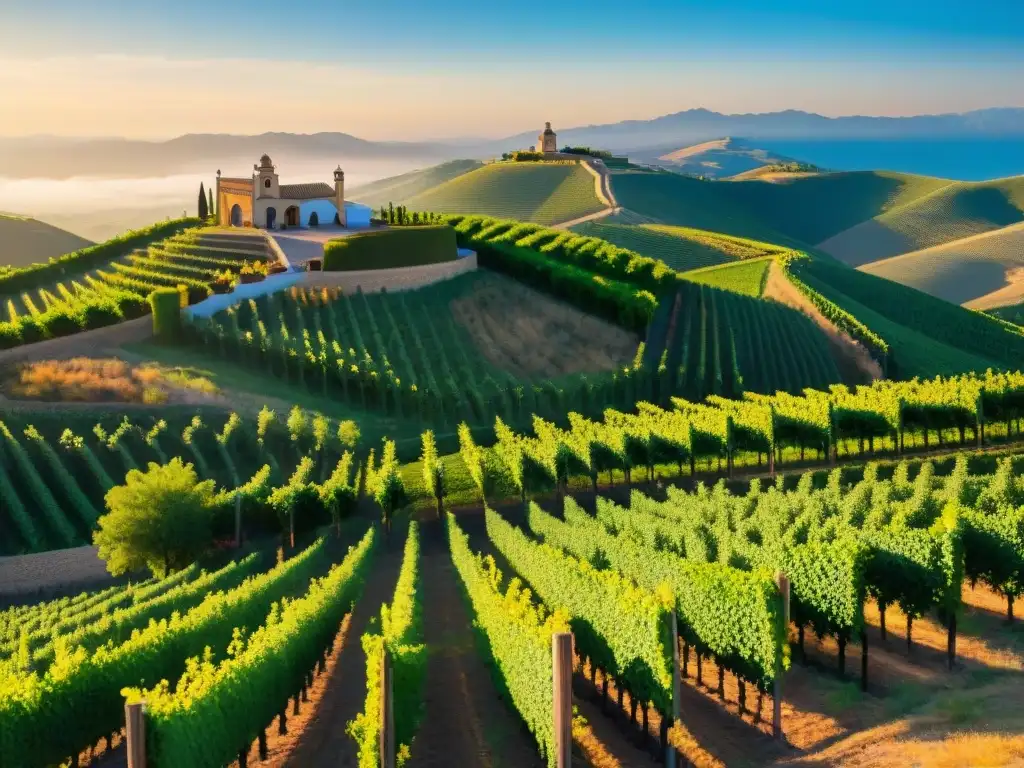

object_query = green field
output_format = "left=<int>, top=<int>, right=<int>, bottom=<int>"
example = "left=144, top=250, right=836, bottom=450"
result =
left=348, top=159, right=483, bottom=209
left=401, top=162, right=605, bottom=225
left=860, top=221, right=1024, bottom=308
left=819, top=176, right=1024, bottom=266
left=681, top=256, right=772, bottom=297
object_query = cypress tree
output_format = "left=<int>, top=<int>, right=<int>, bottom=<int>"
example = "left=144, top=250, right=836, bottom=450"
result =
left=208, top=188, right=215, bottom=218
left=198, top=182, right=209, bottom=219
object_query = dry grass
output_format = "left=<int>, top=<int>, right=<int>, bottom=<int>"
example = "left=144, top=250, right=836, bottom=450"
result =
left=449, top=275, right=640, bottom=379
left=2, top=357, right=220, bottom=404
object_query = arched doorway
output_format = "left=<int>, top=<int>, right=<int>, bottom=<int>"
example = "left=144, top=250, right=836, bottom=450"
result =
left=285, top=206, right=300, bottom=227
left=308, top=211, right=319, bottom=227
left=230, top=204, right=243, bottom=227
left=266, top=207, right=277, bottom=229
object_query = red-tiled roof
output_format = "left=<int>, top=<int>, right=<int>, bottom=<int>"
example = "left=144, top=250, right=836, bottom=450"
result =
left=279, top=182, right=335, bottom=199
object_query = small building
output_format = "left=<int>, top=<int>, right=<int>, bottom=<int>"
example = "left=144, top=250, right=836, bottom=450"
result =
left=215, top=155, right=372, bottom=229
left=536, top=122, right=557, bottom=154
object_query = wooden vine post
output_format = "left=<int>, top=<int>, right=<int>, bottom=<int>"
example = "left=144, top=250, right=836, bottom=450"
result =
left=773, top=572, right=790, bottom=742
left=553, top=632, right=574, bottom=768
left=380, top=647, right=396, bottom=768
left=667, top=610, right=682, bottom=768
left=125, top=701, right=146, bottom=768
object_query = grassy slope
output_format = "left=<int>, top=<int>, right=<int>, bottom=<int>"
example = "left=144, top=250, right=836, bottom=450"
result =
left=610, top=169, right=948, bottom=247
left=819, top=175, right=1024, bottom=266
left=347, top=159, right=483, bottom=210
left=681, top=257, right=772, bottom=298
left=859, top=221, right=1024, bottom=308
left=0, top=215, right=93, bottom=269
left=570, top=219, right=781, bottom=272
left=403, top=162, right=604, bottom=225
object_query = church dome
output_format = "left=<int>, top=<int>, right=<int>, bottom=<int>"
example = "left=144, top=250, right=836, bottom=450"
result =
left=259, top=154, right=273, bottom=167
left=542, top=122, right=555, bottom=135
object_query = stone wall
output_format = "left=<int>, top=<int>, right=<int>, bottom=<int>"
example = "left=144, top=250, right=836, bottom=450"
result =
left=302, top=252, right=477, bottom=293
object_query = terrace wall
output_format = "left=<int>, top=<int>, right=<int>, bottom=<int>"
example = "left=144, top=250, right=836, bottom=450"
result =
left=303, top=251, right=477, bottom=293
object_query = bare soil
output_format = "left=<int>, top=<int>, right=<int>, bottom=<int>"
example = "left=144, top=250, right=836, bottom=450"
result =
left=763, top=261, right=883, bottom=384
left=450, top=275, right=639, bottom=380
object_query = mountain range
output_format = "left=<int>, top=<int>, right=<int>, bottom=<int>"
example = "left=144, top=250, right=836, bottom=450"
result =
left=3, top=108, right=1023, bottom=179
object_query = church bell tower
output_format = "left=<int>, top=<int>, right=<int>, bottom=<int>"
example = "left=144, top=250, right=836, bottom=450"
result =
left=334, top=166, right=347, bottom=227
left=254, top=154, right=280, bottom=198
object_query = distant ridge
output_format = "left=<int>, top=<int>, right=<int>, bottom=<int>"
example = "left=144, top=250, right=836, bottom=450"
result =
left=0, top=214, right=93, bottom=268
left=3, top=107, right=1023, bottom=178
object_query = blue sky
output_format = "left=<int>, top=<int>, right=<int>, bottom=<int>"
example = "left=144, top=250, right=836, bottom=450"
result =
left=1, top=0, right=1022, bottom=139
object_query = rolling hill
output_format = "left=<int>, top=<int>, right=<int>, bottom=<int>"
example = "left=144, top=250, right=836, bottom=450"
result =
left=399, top=161, right=605, bottom=225
left=646, top=137, right=797, bottom=178
left=348, top=159, right=483, bottom=209
left=0, top=214, right=92, bottom=269
left=818, top=175, right=1024, bottom=266
left=859, top=221, right=1024, bottom=309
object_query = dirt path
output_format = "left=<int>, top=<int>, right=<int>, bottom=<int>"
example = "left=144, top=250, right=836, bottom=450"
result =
left=407, top=521, right=544, bottom=768
left=763, top=260, right=883, bottom=384
left=552, top=205, right=622, bottom=231
left=256, top=543, right=404, bottom=768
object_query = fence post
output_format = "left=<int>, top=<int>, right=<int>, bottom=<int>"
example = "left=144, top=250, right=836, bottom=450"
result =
left=380, top=648, right=396, bottom=768
left=125, top=701, right=146, bottom=768
left=553, top=632, right=574, bottom=768
left=667, top=610, right=681, bottom=768
left=773, top=572, right=789, bottom=742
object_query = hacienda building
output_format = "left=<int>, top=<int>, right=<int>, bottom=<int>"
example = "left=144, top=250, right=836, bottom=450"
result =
left=215, top=155, right=372, bottom=230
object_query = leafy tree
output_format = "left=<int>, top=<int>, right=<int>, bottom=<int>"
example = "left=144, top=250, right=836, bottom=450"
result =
left=369, top=439, right=408, bottom=536
left=94, top=458, right=217, bottom=578
left=268, top=456, right=319, bottom=548
left=198, top=182, right=208, bottom=219
left=421, top=429, right=445, bottom=518
left=319, top=453, right=358, bottom=536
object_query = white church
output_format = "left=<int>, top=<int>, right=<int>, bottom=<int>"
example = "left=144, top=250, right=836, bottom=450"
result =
left=215, top=154, right=373, bottom=230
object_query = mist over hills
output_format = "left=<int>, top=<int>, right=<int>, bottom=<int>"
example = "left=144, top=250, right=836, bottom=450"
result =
left=2, top=107, right=1023, bottom=179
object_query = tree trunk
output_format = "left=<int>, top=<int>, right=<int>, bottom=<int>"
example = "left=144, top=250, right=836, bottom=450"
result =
left=238, top=749, right=248, bottom=768
left=258, top=730, right=268, bottom=760
left=1009, top=593, right=1016, bottom=623
left=838, top=636, right=846, bottom=677
left=717, top=664, right=725, bottom=699
left=947, top=614, right=957, bottom=670
left=860, top=629, right=869, bottom=692
left=907, top=615, right=913, bottom=653
left=696, top=652, right=703, bottom=685
left=879, top=603, right=887, bottom=640
left=279, top=709, right=287, bottom=735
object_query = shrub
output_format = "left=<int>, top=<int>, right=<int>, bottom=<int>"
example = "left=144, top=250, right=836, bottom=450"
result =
left=115, top=292, right=149, bottom=319
left=0, top=321, right=20, bottom=349
left=17, top=317, right=46, bottom=344
left=322, top=226, right=457, bottom=272
left=149, top=288, right=182, bottom=341
left=78, top=301, right=123, bottom=330
left=38, top=307, right=84, bottom=338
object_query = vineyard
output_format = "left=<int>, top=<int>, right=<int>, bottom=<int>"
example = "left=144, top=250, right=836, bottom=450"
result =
left=401, top=162, right=606, bottom=225
left=570, top=219, right=785, bottom=273
left=0, top=224, right=276, bottom=349
left=680, top=257, right=772, bottom=298
left=789, top=255, right=1024, bottom=376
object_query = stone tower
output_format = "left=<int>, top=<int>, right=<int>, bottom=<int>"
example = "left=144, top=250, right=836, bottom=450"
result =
left=537, top=122, right=557, bottom=154
left=334, top=166, right=347, bottom=227
left=254, top=154, right=279, bottom=198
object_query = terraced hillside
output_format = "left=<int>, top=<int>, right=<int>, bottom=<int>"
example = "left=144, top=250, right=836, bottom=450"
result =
left=860, top=221, right=1024, bottom=309
left=348, top=159, right=483, bottom=209
left=0, top=214, right=92, bottom=269
left=819, top=175, right=1024, bottom=266
left=401, top=161, right=605, bottom=225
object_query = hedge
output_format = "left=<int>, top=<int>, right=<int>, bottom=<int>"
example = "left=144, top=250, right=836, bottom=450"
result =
left=0, top=218, right=202, bottom=294
left=150, top=288, right=182, bottom=341
left=322, top=226, right=457, bottom=272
